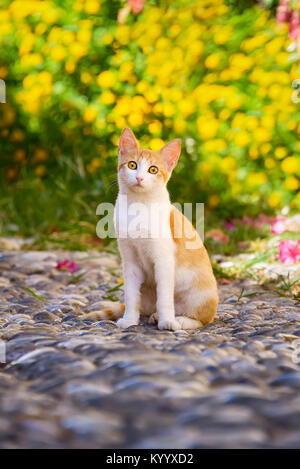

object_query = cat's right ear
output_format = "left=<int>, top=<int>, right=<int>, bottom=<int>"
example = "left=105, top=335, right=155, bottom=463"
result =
left=118, top=128, right=139, bottom=159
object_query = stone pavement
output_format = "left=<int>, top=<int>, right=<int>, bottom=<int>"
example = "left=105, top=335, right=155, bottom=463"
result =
left=0, top=250, right=300, bottom=448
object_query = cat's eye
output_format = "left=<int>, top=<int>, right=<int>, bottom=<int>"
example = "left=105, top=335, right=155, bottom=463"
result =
left=148, top=165, right=158, bottom=174
left=128, top=161, right=137, bottom=170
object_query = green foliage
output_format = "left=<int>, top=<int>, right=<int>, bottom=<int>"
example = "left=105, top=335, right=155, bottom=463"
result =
left=0, top=0, right=299, bottom=236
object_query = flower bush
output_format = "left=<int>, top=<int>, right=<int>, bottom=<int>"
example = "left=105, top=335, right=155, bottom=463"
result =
left=0, top=0, right=300, bottom=216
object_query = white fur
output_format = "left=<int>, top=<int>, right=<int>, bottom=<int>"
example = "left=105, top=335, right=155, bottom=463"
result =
left=115, top=178, right=180, bottom=330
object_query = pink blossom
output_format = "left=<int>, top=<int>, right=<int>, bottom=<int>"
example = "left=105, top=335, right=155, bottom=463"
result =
left=278, top=240, right=300, bottom=264
left=271, top=217, right=287, bottom=235
left=206, top=228, right=229, bottom=243
left=129, top=0, right=145, bottom=14
left=56, top=260, right=78, bottom=273
left=225, top=220, right=235, bottom=231
left=258, top=213, right=273, bottom=226
left=289, top=10, right=300, bottom=40
left=276, top=0, right=291, bottom=25
left=243, top=216, right=252, bottom=226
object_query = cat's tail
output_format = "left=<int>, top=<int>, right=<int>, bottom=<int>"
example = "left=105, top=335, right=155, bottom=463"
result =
left=84, top=301, right=125, bottom=321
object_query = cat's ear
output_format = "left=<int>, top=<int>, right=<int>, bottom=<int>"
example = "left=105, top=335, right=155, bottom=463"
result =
left=159, top=139, right=181, bottom=172
left=118, top=127, right=139, bottom=158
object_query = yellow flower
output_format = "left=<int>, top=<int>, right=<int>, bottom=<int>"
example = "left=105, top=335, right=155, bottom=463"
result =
left=260, top=143, right=271, bottom=155
left=62, top=30, right=75, bottom=45
left=268, top=192, right=282, bottom=208
left=38, top=71, right=53, bottom=85
left=214, top=26, right=232, bottom=44
left=287, top=120, right=297, bottom=131
left=265, top=37, right=284, bottom=55
left=14, top=149, right=26, bottom=162
left=51, top=45, right=67, bottom=62
left=145, top=88, right=159, bottom=103
left=265, top=157, right=276, bottom=169
left=148, top=121, right=162, bottom=135
left=219, top=109, right=231, bottom=120
left=35, top=165, right=46, bottom=177
left=20, top=53, right=43, bottom=68
left=235, top=131, right=251, bottom=147
left=205, top=53, right=220, bottom=69
left=81, top=71, right=93, bottom=84
left=159, top=101, right=173, bottom=117
left=77, top=29, right=92, bottom=43
left=128, top=112, right=143, bottom=127
left=249, top=146, right=259, bottom=160
left=116, top=25, right=131, bottom=45
left=97, top=70, right=116, bottom=88
left=178, top=99, right=195, bottom=116
left=19, top=33, right=35, bottom=55
left=253, top=128, right=271, bottom=143
left=34, top=148, right=48, bottom=162
left=84, top=0, right=101, bottom=14
left=208, top=194, right=219, bottom=207
left=84, top=106, right=98, bottom=123
left=174, top=118, right=186, bottom=133
left=0, top=66, right=8, bottom=79
left=90, top=157, right=101, bottom=169
left=100, top=91, right=115, bottom=105
left=246, top=172, right=267, bottom=187
left=274, top=147, right=287, bottom=159
left=102, top=33, right=114, bottom=45
left=284, top=176, right=299, bottom=191
left=150, top=138, right=165, bottom=151
left=10, top=129, right=25, bottom=142
left=221, top=157, right=236, bottom=172
left=65, top=61, right=76, bottom=74
left=281, top=156, right=299, bottom=174
left=197, top=117, right=219, bottom=139
left=70, top=42, right=87, bottom=58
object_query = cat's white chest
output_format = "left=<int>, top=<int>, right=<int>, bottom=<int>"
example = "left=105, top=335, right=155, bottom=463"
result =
left=114, top=196, right=172, bottom=241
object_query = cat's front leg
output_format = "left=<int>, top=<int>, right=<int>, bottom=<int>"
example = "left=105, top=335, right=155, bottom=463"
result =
left=116, top=261, right=143, bottom=329
left=154, top=254, right=181, bottom=331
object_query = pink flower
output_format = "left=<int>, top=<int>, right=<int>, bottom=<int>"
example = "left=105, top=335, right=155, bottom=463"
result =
left=129, top=0, right=145, bottom=14
left=278, top=240, right=300, bottom=264
left=56, top=260, right=78, bottom=273
left=289, top=10, right=300, bottom=40
left=276, top=0, right=291, bottom=25
left=225, top=221, right=235, bottom=231
left=271, top=217, right=287, bottom=235
left=206, top=228, right=229, bottom=243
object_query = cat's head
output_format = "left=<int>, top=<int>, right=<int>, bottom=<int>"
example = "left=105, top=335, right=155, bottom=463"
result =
left=118, top=127, right=181, bottom=193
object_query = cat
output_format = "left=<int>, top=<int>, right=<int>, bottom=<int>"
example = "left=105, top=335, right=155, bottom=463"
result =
left=93, top=127, right=218, bottom=331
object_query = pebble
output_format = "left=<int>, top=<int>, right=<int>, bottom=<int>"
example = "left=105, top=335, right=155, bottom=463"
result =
left=0, top=248, right=299, bottom=448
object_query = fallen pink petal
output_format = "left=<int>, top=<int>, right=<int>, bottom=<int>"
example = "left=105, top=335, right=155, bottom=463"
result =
left=56, top=260, right=78, bottom=273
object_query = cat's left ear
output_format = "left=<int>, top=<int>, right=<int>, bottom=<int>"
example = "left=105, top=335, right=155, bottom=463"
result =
left=159, top=139, right=181, bottom=172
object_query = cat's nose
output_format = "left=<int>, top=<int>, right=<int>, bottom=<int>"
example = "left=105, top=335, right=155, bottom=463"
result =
left=136, top=177, right=144, bottom=185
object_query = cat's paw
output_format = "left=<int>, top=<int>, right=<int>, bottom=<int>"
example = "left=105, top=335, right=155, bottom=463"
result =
left=116, top=318, right=139, bottom=329
left=175, top=316, right=203, bottom=330
left=158, top=319, right=181, bottom=331
left=148, top=312, right=158, bottom=325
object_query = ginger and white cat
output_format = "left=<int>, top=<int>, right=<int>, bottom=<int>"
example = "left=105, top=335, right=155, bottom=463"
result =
left=100, top=128, right=218, bottom=331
